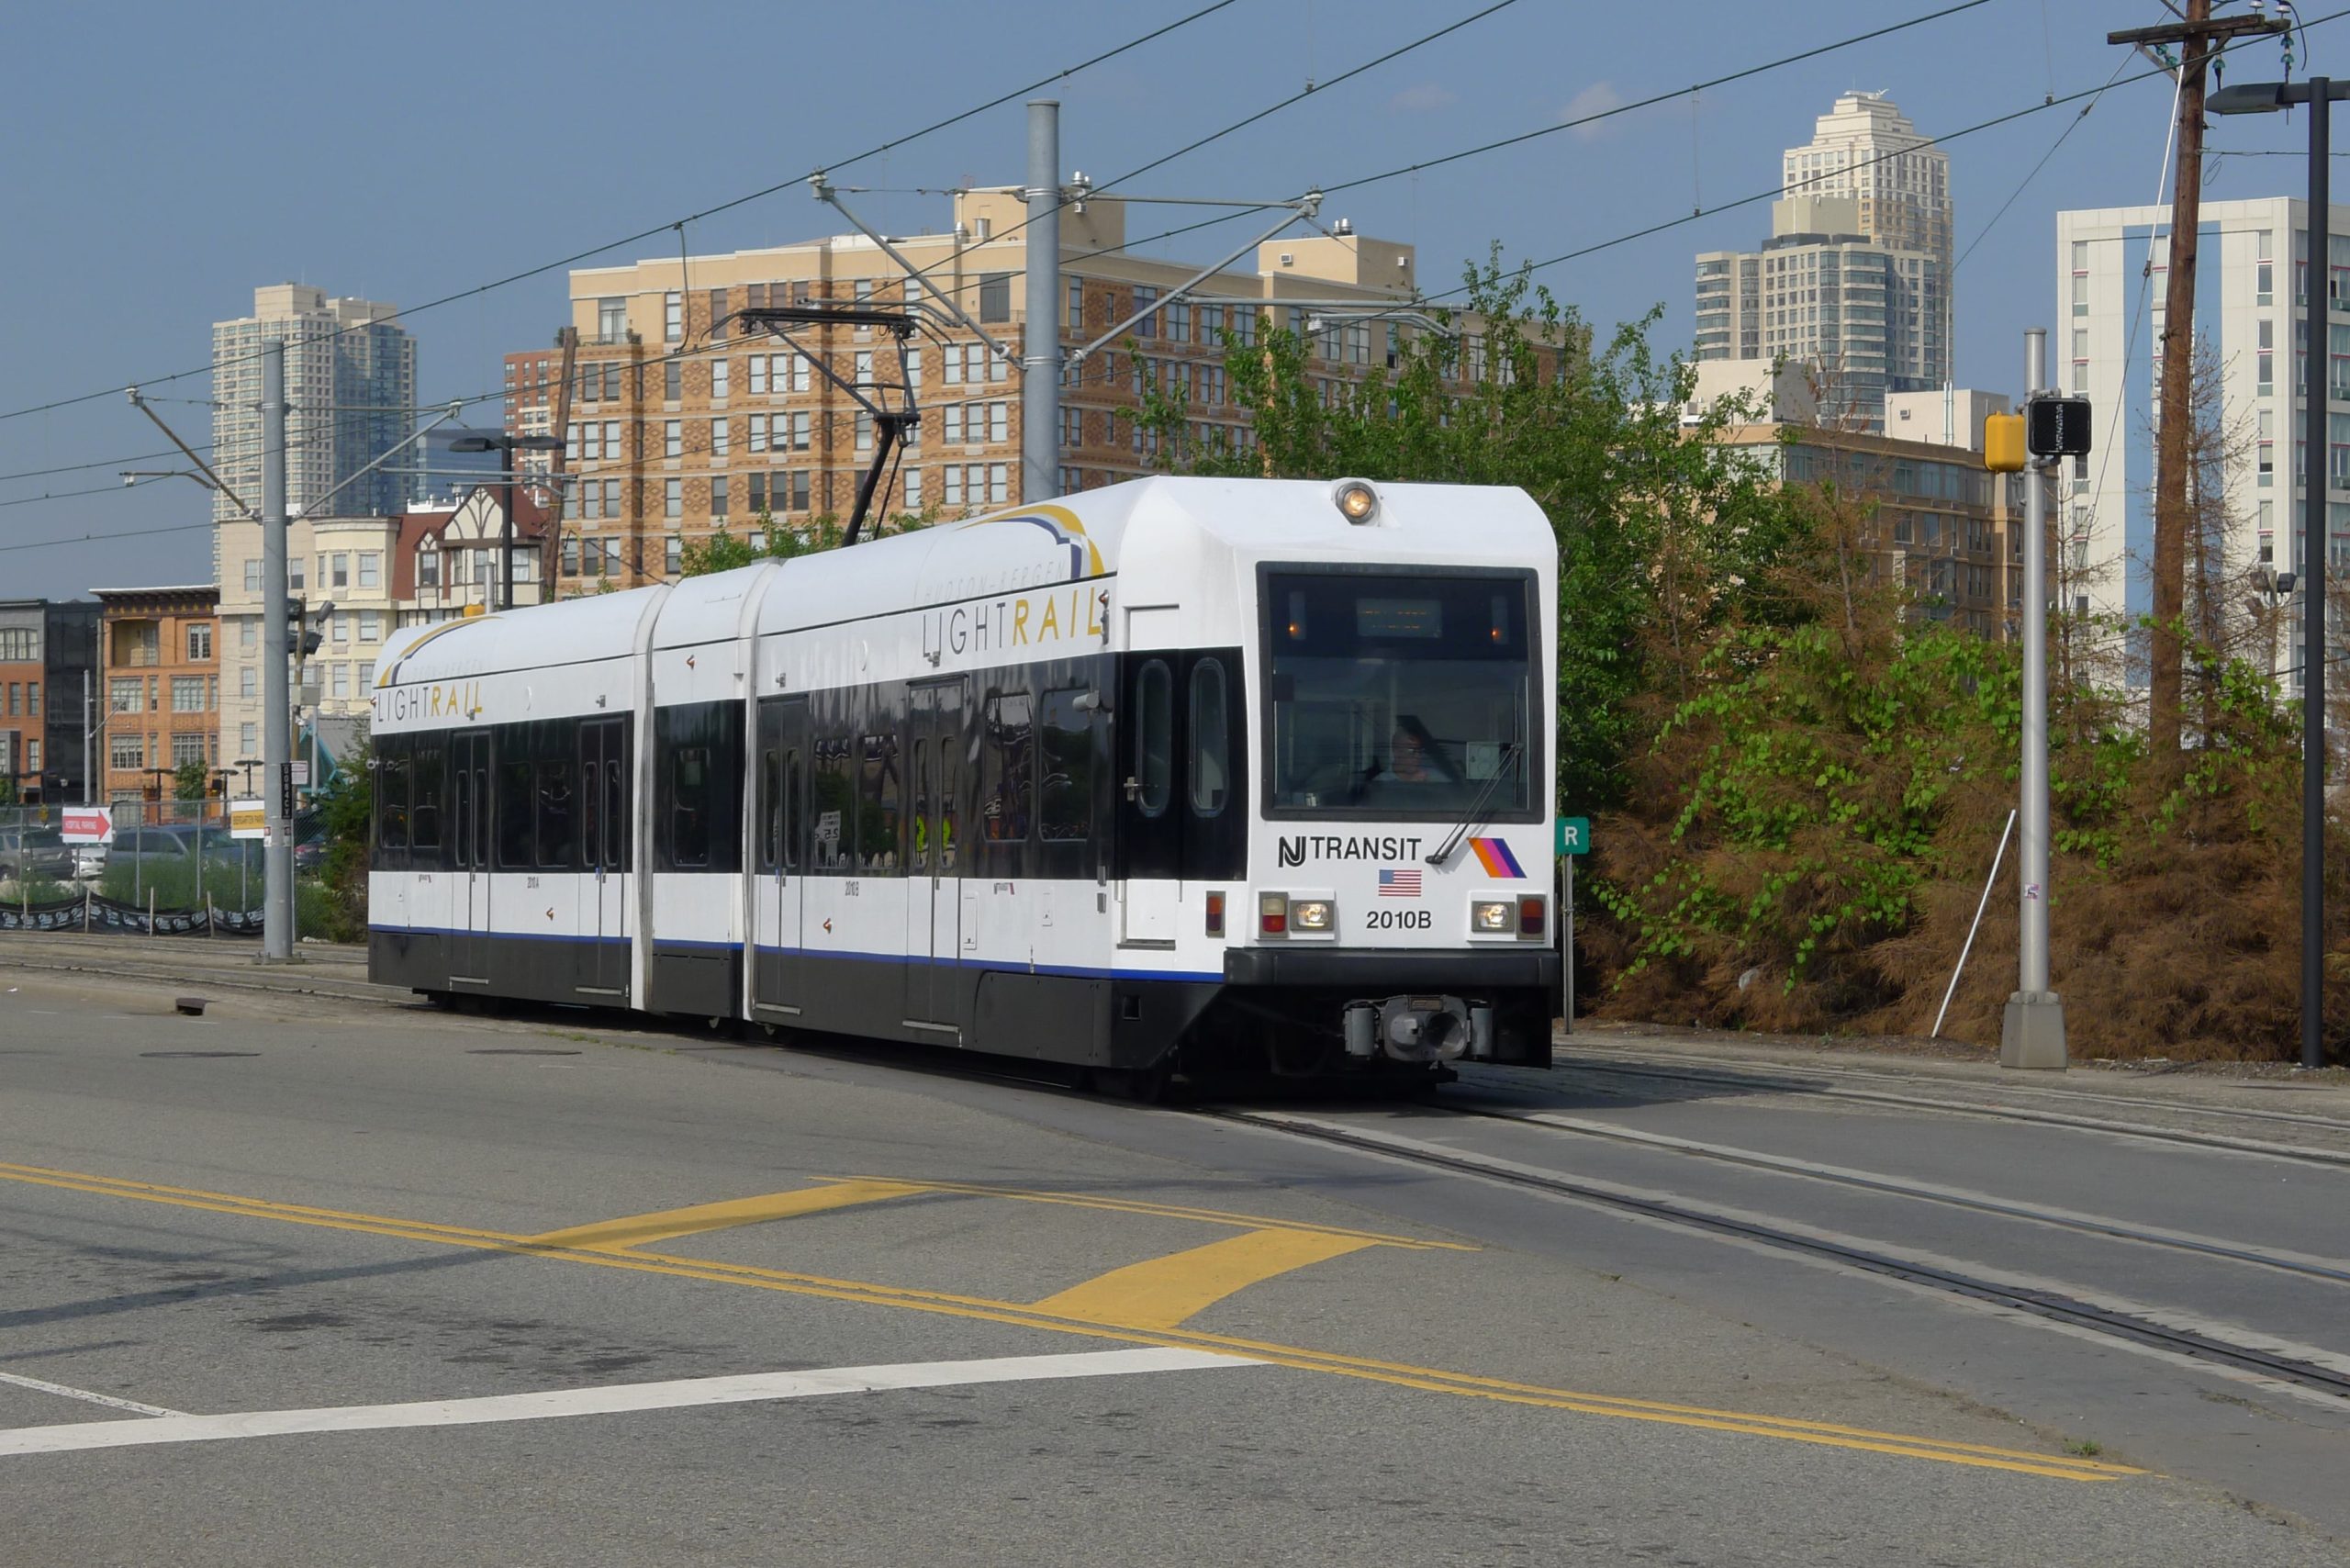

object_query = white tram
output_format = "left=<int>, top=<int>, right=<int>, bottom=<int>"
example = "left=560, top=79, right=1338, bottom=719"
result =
left=367, top=476, right=1559, bottom=1080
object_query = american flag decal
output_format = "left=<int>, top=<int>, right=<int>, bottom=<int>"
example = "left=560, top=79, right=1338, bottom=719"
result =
left=1378, top=868, right=1423, bottom=898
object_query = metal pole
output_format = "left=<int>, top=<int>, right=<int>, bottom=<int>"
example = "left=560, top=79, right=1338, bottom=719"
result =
left=2306, top=82, right=2332, bottom=1070
left=1023, top=99, right=1061, bottom=505
left=500, top=464, right=516, bottom=611
left=2001, top=328, right=2067, bottom=1068
left=80, top=671, right=90, bottom=807
left=260, top=338, right=295, bottom=962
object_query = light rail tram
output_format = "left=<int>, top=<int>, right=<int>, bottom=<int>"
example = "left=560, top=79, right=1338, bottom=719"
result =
left=367, top=476, right=1560, bottom=1082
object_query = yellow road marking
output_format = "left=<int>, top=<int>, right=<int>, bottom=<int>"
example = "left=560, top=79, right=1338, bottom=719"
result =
left=847, top=1175, right=1472, bottom=1249
left=0, top=1158, right=2142, bottom=1482
left=1029, top=1227, right=1378, bottom=1329
left=529, top=1180, right=924, bottom=1251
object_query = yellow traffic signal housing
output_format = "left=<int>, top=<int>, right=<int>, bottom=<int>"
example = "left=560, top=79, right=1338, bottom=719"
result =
left=1984, top=412, right=2027, bottom=473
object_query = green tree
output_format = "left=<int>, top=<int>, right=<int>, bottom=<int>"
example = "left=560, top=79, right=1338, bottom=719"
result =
left=1136, top=252, right=1799, bottom=811
left=172, top=758, right=210, bottom=801
left=312, top=741, right=373, bottom=942
left=675, top=509, right=924, bottom=579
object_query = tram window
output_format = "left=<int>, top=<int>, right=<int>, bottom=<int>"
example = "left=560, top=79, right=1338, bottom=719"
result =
left=1190, top=658, right=1228, bottom=815
left=1038, top=688, right=1093, bottom=844
left=536, top=760, right=576, bottom=868
left=672, top=745, right=711, bottom=868
left=939, top=741, right=959, bottom=871
left=497, top=751, right=534, bottom=868
left=980, top=690, right=1032, bottom=846
left=579, top=745, right=602, bottom=871
left=811, top=734, right=853, bottom=873
left=782, top=749, right=800, bottom=873
left=411, top=743, right=444, bottom=851
left=857, top=733, right=901, bottom=873
left=377, top=744, right=410, bottom=852
left=758, top=748, right=781, bottom=871
left=603, top=756, right=625, bottom=870
left=910, top=739, right=930, bottom=873
left=1135, top=661, right=1172, bottom=817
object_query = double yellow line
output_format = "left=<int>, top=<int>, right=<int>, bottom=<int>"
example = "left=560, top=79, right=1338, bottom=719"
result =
left=0, top=1159, right=2141, bottom=1482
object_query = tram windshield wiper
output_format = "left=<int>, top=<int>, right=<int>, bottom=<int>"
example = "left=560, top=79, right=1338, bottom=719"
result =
left=1424, top=741, right=1523, bottom=868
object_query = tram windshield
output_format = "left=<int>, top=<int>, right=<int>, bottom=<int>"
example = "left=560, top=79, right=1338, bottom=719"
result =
left=1262, top=569, right=1537, bottom=818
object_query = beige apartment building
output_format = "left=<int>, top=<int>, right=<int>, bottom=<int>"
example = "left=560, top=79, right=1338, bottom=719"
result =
left=214, top=489, right=554, bottom=775
left=520, top=187, right=1427, bottom=591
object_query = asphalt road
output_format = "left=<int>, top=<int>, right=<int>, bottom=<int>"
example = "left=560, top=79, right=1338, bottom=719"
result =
left=0, top=952, right=2344, bottom=1565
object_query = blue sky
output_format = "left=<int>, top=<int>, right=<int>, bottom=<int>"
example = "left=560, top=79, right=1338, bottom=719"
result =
left=0, top=0, right=2333, bottom=597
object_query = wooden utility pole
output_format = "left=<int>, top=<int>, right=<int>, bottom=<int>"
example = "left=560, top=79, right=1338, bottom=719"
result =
left=2110, top=6, right=2288, bottom=777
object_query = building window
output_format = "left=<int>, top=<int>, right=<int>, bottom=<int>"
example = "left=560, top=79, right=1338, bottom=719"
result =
left=332, top=612, right=349, bottom=646
left=749, top=355, right=767, bottom=396
left=665, top=420, right=682, bottom=458
left=856, top=412, right=874, bottom=453
left=664, top=291, right=683, bottom=342
left=186, top=623, right=212, bottom=661
left=989, top=463, right=1008, bottom=504
left=666, top=478, right=683, bottom=519
left=241, top=722, right=257, bottom=756
left=902, top=468, right=923, bottom=511
left=749, top=412, right=768, bottom=454
left=562, top=535, right=580, bottom=577
left=358, top=553, right=380, bottom=589
left=666, top=535, right=683, bottom=575
left=711, top=476, right=729, bottom=519
left=666, top=360, right=683, bottom=400
left=711, top=417, right=731, bottom=459
left=330, top=664, right=350, bottom=700
left=240, top=619, right=256, bottom=651
left=790, top=411, right=811, bottom=451
left=603, top=478, right=621, bottom=518
left=331, top=554, right=350, bottom=589
left=419, top=546, right=440, bottom=588
left=110, top=734, right=142, bottom=771
left=598, top=298, right=626, bottom=340
left=243, top=559, right=262, bottom=594
left=979, top=273, right=1011, bottom=322
left=238, top=668, right=255, bottom=700
left=359, top=610, right=380, bottom=642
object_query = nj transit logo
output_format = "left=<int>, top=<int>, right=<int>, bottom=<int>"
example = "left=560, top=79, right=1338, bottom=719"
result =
left=1469, top=837, right=1527, bottom=879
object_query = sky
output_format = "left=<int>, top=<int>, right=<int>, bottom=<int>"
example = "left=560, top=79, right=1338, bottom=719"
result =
left=0, top=0, right=2334, bottom=599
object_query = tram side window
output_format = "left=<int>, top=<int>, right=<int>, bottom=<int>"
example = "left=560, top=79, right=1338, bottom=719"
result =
left=497, top=748, right=535, bottom=869
left=671, top=746, right=711, bottom=868
left=536, top=759, right=576, bottom=868
left=412, top=743, right=444, bottom=852
left=1190, top=657, right=1228, bottom=815
left=979, top=689, right=1033, bottom=851
left=758, top=748, right=781, bottom=872
left=1135, top=661, right=1172, bottom=817
left=376, top=742, right=410, bottom=852
left=857, top=733, right=901, bottom=873
left=811, top=734, right=853, bottom=873
left=1038, top=688, right=1093, bottom=844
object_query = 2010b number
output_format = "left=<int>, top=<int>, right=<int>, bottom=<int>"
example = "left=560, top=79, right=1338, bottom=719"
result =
left=1364, top=908, right=1431, bottom=930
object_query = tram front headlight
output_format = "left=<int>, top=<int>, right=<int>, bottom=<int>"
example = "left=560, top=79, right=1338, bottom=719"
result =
left=1472, top=899, right=1512, bottom=933
left=1292, top=898, right=1334, bottom=932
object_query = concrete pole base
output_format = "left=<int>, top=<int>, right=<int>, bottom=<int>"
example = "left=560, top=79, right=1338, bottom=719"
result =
left=1999, top=991, right=2068, bottom=1070
left=252, top=952, right=308, bottom=968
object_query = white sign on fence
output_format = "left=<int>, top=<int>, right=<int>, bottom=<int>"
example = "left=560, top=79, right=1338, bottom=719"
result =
left=59, top=807, right=112, bottom=845
left=229, top=799, right=265, bottom=841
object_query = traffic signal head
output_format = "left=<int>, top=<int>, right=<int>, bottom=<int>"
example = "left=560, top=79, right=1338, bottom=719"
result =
left=2028, top=397, right=2092, bottom=458
left=1984, top=412, right=2026, bottom=473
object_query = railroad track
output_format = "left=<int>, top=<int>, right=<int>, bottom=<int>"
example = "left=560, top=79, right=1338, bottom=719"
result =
left=1508, top=1054, right=2350, bottom=1170
left=1547, top=1044, right=2350, bottom=1135
left=1210, top=1105, right=2350, bottom=1406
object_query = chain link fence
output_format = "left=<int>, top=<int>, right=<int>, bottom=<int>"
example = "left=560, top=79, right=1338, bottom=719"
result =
left=0, top=800, right=331, bottom=935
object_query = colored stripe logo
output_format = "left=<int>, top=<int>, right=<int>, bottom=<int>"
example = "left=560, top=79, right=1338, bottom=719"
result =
left=1469, top=837, right=1527, bottom=879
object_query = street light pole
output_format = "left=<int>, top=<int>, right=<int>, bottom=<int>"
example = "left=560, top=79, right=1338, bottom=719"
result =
left=2002, top=330, right=2067, bottom=1070
left=259, top=338, right=295, bottom=964
left=2212, top=75, right=2350, bottom=1070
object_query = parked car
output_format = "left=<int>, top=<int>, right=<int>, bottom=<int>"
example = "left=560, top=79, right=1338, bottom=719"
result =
left=0, top=825, right=75, bottom=882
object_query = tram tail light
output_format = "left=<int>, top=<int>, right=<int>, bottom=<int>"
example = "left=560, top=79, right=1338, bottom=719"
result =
left=1259, top=893, right=1288, bottom=935
left=1205, top=890, right=1225, bottom=936
left=1518, top=895, right=1546, bottom=937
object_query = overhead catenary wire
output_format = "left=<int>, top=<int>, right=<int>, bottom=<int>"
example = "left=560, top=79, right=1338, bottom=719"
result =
left=0, top=0, right=1248, bottom=431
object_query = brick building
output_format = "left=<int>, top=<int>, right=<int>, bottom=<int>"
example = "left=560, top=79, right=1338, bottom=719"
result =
left=93, top=586, right=219, bottom=809
left=0, top=599, right=99, bottom=803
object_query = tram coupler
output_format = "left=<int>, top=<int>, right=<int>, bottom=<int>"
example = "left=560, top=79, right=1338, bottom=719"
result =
left=1345, top=994, right=1474, bottom=1064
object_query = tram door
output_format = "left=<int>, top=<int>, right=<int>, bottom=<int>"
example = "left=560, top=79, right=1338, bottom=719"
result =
left=753, top=698, right=807, bottom=1022
left=450, top=729, right=492, bottom=983
left=905, top=679, right=966, bottom=1028
left=577, top=718, right=628, bottom=998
